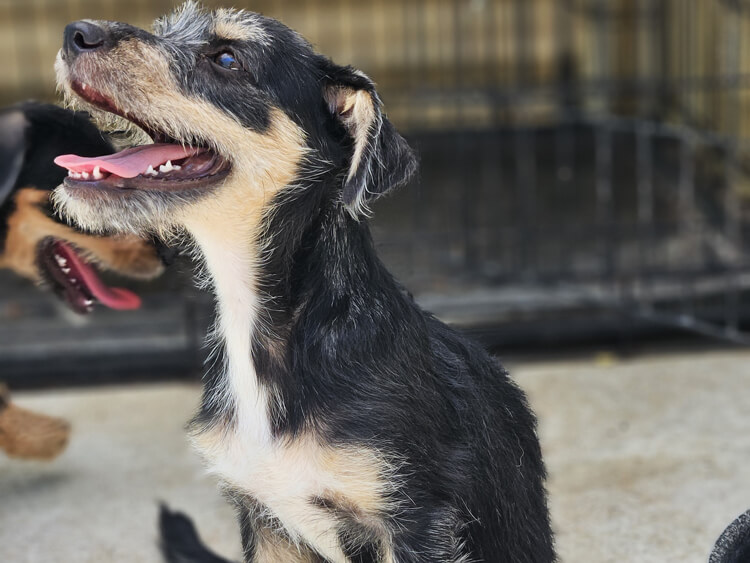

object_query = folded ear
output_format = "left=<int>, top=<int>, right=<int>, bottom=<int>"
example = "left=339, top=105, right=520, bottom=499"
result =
left=0, top=109, right=28, bottom=207
left=322, top=64, right=417, bottom=217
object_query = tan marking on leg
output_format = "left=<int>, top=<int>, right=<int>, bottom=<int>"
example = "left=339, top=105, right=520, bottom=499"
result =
left=194, top=427, right=395, bottom=563
left=0, top=188, right=163, bottom=282
left=252, top=527, right=319, bottom=563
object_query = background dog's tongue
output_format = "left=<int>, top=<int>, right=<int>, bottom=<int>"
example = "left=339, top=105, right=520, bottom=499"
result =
left=59, top=242, right=141, bottom=310
left=54, top=144, right=198, bottom=178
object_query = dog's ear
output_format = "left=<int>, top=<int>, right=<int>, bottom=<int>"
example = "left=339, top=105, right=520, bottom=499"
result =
left=0, top=109, right=28, bottom=207
left=322, top=63, right=417, bottom=216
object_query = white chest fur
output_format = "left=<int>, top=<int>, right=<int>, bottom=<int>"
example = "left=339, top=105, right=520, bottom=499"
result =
left=186, top=227, right=349, bottom=559
left=193, top=423, right=387, bottom=563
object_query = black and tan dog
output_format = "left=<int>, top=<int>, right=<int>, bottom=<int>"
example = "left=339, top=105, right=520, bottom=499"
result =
left=53, top=4, right=555, bottom=561
left=0, top=102, right=165, bottom=460
left=0, top=102, right=164, bottom=313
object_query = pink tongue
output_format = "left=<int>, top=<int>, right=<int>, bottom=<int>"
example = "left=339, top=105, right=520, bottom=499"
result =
left=54, top=144, right=200, bottom=178
left=59, top=242, right=141, bottom=310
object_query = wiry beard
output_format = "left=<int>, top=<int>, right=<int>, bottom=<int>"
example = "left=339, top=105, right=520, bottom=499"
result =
left=51, top=183, right=192, bottom=240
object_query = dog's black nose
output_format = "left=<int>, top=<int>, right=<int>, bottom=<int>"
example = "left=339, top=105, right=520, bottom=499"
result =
left=64, top=21, right=107, bottom=59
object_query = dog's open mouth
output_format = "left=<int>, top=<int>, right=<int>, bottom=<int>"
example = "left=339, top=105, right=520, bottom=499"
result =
left=54, top=84, right=231, bottom=192
left=37, top=238, right=141, bottom=314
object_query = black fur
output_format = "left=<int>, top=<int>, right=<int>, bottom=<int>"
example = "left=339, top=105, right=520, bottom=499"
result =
left=0, top=102, right=114, bottom=251
left=183, top=25, right=556, bottom=562
left=60, top=5, right=555, bottom=561
left=159, top=504, right=234, bottom=563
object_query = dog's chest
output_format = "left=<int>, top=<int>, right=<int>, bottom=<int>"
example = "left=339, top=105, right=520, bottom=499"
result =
left=194, top=425, right=324, bottom=508
left=192, top=421, right=387, bottom=551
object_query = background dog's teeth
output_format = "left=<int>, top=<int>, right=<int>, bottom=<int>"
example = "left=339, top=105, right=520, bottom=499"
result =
left=84, top=299, right=93, bottom=306
left=61, top=267, right=71, bottom=274
left=54, top=255, right=67, bottom=267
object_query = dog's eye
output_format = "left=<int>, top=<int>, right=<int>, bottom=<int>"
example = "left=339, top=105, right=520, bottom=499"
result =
left=214, top=51, right=240, bottom=71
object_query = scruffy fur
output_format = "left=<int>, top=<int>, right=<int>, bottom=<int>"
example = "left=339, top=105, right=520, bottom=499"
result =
left=54, top=4, right=555, bottom=561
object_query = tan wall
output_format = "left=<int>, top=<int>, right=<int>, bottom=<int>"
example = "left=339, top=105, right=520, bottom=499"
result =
left=0, top=0, right=748, bottom=136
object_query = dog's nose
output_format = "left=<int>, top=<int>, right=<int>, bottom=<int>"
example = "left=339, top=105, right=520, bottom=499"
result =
left=63, top=21, right=107, bottom=59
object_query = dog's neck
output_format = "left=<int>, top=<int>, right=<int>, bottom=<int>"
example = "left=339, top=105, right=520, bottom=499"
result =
left=185, top=194, right=273, bottom=443
left=186, top=175, right=402, bottom=437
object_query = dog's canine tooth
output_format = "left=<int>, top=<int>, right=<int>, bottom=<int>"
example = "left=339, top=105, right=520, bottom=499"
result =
left=146, top=165, right=158, bottom=176
left=93, top=165, right=104, bottom=180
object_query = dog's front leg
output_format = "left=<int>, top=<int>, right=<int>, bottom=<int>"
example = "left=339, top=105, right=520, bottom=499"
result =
left=237, top=504, right=321, bottom=563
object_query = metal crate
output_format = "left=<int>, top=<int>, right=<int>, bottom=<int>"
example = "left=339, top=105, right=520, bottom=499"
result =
left=2, top=0, right=750, bottom=383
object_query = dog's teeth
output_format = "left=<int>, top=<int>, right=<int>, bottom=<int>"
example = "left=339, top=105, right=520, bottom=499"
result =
left=82, top=83, right=88, bottom=91
left=70, top=278, right=77, bottom=283
left=93, top=166, right=103, bottom=180
left=54, top=255, right=67, bottom=267
left=84, top=299, right=93, bottom=306
left=172, top=164, right=181, bottom=171
left=81, top=171, right=90, bottom=180
left=67, top=170, right=73, bottom=177
left=159, top=161, right=173, bottom=173
left=61, top=267, right=71, bottom=274
left=146, top=165, right=158, bottom=177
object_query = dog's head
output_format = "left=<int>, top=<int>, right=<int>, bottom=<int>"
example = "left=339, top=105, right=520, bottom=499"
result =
left=52, top=2, right=416, bottom=240
left=0, top=103, right=165, bottom=313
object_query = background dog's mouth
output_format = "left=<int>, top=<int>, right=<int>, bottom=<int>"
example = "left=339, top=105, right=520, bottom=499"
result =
left=55, top=82, right=231, bottom=192
left=37, top=238, right=141, bottom=314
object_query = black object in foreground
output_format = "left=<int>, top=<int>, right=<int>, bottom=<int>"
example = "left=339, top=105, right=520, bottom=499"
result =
left=159, top=504, right=234, bottom=563
left=710, top=509, right=750, bottom=563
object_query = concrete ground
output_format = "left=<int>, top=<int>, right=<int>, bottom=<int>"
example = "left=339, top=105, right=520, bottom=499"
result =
left=1, top=349, right=749, bottom=562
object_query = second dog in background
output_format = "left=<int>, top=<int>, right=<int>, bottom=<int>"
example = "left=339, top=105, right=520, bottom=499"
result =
left=0, top=102, right=164, bottom=313
left=0, top=102, right=169, bottom=461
